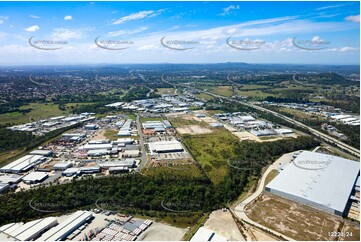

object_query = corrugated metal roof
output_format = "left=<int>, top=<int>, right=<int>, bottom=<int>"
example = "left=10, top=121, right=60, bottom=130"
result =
left=266, top=151, right=360, bottom=213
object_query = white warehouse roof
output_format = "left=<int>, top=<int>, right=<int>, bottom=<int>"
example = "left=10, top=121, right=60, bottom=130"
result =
left=266, top=151, right=360, bottom=215
left=37, top=211, right=93, bottom=241
left=148, top=141, right=184, bottom=153
left=0, top=155, right=44, bottom=173
left=190, top=227, right=227, bottom=242
left=22, top=172, right=48, bottom=183
left=0, top=217, right=58, bottom=241
left=79, top=144, right=112, bottom=150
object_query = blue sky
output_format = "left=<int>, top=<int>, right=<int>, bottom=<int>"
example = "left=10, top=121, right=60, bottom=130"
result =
left=0, top=1, right=359, bottom=65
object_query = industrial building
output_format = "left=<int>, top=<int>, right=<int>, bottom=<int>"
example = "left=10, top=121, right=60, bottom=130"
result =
left=0, top=183, right=9, bottom=194
left=37, top=211, right=93, bottom=241
left=97, top=159, right=136, bottom=169
left=53, top=162, right=73, bottom=170
left=0, top=155, right=45, bottom=173
left=190, top=227, right=227, bottom=241
left=266, top=151, right=360, bottom=216
left=0, top=217, right=58, bottom=241
left=22, top=172, right=49, bottom=184
left=148, top=140, right=184, bottom=154
left=29, top=150, right=53, bottom=156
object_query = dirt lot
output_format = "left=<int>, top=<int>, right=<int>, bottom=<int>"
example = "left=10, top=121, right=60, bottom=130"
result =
left=246, top=193, right=360, bottom=241
left=136, top=222, right=187, bottom=241
left=176, top=125, right=212, bottom=135
left=203, top=209, right=245, bottom=241
left=92, top=129, right=107, bottom=140
left=248, top=227, right=280, bottom=241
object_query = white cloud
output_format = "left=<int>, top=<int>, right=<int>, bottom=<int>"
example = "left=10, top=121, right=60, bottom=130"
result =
left=220, top=5, right=240, bottom=16
left=316, top=4, right=348, bottom=11
left=345, top=15, right=360, bottom=23
left=25, top=25, right=39, bottom=32
left=113, top=10, right=164, bottom=24
left=0, top=16, right=8, bottom=24
left=29, top=15, right=40, bottom=19
left=108, top=27, right=148, bottom=37
left=64, top=15, right=72, bottom=21
left=328, top=46, right=358, bottom=52
left=51, top=28, right=85, bottom=40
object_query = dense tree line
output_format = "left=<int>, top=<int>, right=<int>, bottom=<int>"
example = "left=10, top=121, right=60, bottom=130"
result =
left=0, top=135, right=319, bottom=225
left=0, top=123, right=82, bottom=153
left=0, top=129, right=34, bottom=152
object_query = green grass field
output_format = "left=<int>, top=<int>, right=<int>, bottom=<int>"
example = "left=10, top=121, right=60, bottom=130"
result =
left=0, top=103, right=70, bottom=126
left=156, top=88, right=175, bottom=95
left=195, top=93, right=214, bottom=101
left=0, top=102, right=96, bottom=126
left=169, top=117, right=208, bottom=128
left=142, top=163, right=203, bottom=178
left=182, top=128, right=239, bottom=184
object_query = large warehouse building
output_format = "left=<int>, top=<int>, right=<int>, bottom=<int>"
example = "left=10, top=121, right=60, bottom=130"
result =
left=266, top=151, right=360, bottom=216
left=0, top=155, right=45, bottom=173
left=0, top=217, right=58, bottom=241
left=37, top=210, right=93, bottom=241
left=148, top=140, right=184, bottom=154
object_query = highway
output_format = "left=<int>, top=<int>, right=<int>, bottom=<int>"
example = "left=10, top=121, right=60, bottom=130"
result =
left=160, top=75, right=360, bottom=158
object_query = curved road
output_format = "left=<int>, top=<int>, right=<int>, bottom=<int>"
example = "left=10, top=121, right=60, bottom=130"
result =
left=233, top=154, right=296, bottom=241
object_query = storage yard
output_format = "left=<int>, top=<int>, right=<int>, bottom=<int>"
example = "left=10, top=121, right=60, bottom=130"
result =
left=0, top=210, right=183, bottom=242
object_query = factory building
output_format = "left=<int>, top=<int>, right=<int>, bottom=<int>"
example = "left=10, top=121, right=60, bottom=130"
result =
left=0, top=155, right=45, bottom=173
left=79, top=143, right=113, bottom=151
left=250, top=129, right=277, bottom=137
left=118, top=119, right=133, bottom=136
left=0, top=183, right=9, bottom=194
left=53, top=162, right=73, bottom=171
left=22, top=172, right=49, bottom=184
left=148, top=141, right=184, bottom=153
left=0, top=217, right=58, bottom=241
left=29, top=150, right=53, bottom=156
left=266, top=151, right=360, bottom=216
left=37, top=211, right=93, bottom=241
left=97, top=159, right=136, bottom=169
left=190, top=227, right=227, bottom=241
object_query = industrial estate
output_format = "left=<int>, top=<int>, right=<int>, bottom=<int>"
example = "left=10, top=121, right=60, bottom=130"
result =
left=0, top=1, right=360, bottom=242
